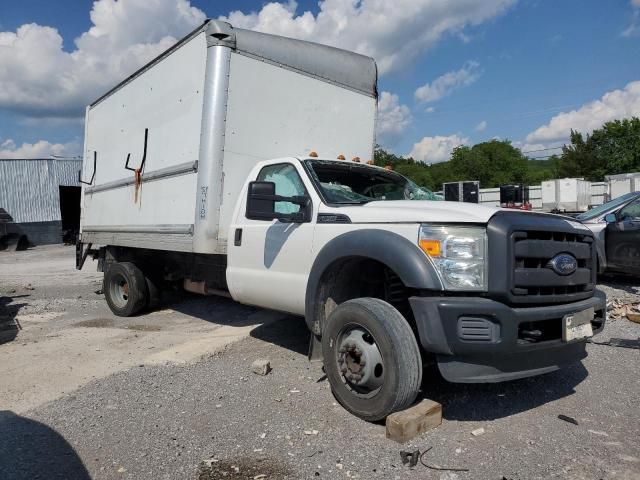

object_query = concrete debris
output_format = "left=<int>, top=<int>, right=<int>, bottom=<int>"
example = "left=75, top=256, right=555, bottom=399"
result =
left=251, top=359, right=272, bottom=376
left=607, top=299, right=640, bottom=322
left=304, top=430, right=319, bottom=436
left=471, top=428, right=485, bottom=437
left=386, top=399, right=442, bottom=443
left=23, top=283, right=34, bottom=291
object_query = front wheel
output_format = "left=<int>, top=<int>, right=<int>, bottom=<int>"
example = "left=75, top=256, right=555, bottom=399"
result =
left=322, top=298, right=422, bottom=422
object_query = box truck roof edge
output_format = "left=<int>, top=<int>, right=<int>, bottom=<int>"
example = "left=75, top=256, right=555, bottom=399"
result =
left=90, top=19, right=378, bottom=110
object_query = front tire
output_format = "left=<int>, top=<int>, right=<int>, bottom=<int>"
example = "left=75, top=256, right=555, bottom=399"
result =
left=104, top=262, right=148, bottom=317
left=322, top=298, right=422, bottom=422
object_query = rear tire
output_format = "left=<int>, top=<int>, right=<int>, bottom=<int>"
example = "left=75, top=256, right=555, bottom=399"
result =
left=104, top=262, right=148, bottom=317
left=322, top=298, right=422, bottom=422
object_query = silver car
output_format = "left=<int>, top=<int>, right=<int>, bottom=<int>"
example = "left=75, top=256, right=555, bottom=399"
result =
left=576, top=191, right=640, bottom=274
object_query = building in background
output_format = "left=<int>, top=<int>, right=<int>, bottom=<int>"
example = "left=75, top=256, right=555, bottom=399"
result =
left=0, top=158, right=82, bottom=246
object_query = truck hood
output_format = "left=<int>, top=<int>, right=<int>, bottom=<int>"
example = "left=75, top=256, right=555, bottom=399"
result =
left=322, top=200, right=501, bottom=224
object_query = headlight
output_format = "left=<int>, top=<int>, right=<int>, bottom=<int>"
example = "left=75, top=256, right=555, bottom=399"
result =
left=418, top=225, right=487, bottom=291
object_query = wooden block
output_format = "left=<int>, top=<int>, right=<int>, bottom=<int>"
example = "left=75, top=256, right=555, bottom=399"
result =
left=386, top=399, right=442, bottom=443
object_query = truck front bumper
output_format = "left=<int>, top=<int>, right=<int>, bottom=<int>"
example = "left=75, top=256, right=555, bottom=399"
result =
left=409, top=290, right=606, bottom=383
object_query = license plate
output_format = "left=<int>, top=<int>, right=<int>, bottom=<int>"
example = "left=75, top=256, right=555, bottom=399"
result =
left=562, top=307, right=594, bottom=342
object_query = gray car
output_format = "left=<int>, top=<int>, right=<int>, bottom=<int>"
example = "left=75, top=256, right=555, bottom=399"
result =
left=576, top=191, right=640, bottom=274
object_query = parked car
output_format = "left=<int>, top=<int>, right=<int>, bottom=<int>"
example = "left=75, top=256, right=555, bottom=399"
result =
left=576, top=191, right=640, bottom=274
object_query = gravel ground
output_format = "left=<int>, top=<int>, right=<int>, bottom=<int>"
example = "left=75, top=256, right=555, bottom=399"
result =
left=2, top=288, right=639, bottom=480
left=1, top=247, right=639, bottom=480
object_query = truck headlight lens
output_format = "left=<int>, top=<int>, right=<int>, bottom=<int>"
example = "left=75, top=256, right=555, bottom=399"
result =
left=419, top=225, right=487, bottom=291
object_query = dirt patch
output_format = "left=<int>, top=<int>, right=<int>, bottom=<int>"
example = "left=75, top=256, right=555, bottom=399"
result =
left=126, top=324, right=162, bottom=331
left=74, top=318, right=162, bottom=331
left=75, top=318, right=115, bottom=328
left=197, top=457, right=290, bottom=480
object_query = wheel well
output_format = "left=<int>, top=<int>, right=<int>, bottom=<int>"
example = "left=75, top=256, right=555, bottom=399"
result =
left=312, top=256, right=417, bottom=336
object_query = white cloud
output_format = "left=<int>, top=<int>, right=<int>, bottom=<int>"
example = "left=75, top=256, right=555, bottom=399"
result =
left=475, top=120, right=487, bottom=132
left=622, top=9, right=640, bottom=37
left=222, top=0, right=515, bottom=74
left=0, top=138, right=81, bottom=159
left=526, top=81, right=640, bottom=143
left=408, top=134, right=468, bottom=164
left=633, top=0, right=640, bottom=7
left=414, top=61, right=481, bottom=102
left=0, top=0, right=516, bottom=121
left=0, top=0, right=205, bottom=118
left=425, top=106, right=436, bottom=113
left=376, top=91, right=412, bottom=145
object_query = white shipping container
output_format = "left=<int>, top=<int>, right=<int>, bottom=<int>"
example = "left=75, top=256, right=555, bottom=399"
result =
left=80, top=20, right=377, bottom=255
left=607, top=172, right=640, bottom=199
left=541, top=178, right=590, bottom=212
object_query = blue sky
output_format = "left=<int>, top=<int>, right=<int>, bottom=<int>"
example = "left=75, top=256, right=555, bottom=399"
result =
left=0, top=0, right=639, bottom=161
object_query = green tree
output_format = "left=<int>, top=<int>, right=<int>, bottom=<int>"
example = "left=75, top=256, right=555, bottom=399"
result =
left=448, top=140, right=528, bottom=188
left=558, top=117, right=640, bottom=180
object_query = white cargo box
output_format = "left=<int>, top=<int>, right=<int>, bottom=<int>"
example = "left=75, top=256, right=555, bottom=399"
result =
left=606, top=172, right=640, bottom=199
left=541, top=178, right=591, bottom=212
left=80, top=20, right=377, bottom=255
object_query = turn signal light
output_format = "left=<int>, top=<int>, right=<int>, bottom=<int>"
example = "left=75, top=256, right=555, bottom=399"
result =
left=419, top=239, right=441, bottom=257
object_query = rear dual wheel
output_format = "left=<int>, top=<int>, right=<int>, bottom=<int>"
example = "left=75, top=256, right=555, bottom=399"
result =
left=104, top=262, right=160, bottom=316
left=322, top=298, right=422, bottom=422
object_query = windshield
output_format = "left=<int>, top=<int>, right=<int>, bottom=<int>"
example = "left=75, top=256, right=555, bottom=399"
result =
left=576, top=192, right=639, bottom=221
left=304, top=160, right=442, bottom=204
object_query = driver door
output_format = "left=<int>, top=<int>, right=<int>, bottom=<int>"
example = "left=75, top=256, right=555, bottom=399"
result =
left=227, top=162, right=315, bottom=315
left=605, top=199, right=640, bottom=274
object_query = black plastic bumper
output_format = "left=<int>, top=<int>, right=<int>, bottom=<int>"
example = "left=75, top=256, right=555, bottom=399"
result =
left=409, top=291, right=606, bottom=383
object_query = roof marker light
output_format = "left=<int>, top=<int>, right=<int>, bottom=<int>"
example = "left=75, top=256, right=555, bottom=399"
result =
left=337, top=154, right=346, bottom=160
left=352, top=156, right=360, bottom=163
left=309, top=151, right=318, bottom=157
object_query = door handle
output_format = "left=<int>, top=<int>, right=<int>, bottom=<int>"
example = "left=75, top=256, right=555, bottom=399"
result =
left=234, top=228, right=242, bottom=246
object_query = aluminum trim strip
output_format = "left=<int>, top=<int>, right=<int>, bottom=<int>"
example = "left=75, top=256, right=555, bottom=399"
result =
left=85, top=161, right=198, bottom=194
left=82, top=224, right=194, bottom=235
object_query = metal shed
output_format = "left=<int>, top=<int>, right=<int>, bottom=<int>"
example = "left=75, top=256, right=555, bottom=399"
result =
left=0, top=158, right=82, bottom=245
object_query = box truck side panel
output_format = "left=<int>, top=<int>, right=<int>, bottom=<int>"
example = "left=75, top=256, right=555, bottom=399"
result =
left=215, top=51, right=376, bottom=250
left=81, top=31, right=208, bottom=251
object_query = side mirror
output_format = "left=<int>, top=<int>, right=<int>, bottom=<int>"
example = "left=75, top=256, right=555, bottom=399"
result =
left=604, top=213, right=617, bottom=223
left=246, top=181, right=310, bottom=223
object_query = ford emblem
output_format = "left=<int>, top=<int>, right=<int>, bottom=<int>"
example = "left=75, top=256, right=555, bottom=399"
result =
left=548, top=253, right=578, bottom=276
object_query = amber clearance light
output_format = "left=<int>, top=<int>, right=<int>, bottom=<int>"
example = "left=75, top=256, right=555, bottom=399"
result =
left=419, top=239, right=441, bottom=257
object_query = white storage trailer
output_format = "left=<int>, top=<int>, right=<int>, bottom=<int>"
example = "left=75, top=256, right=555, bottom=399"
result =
left=606, top=172, right=640, bottom=199
left=79, top=20, right=376, bottom=256
left=541, top=178, right=591, bottom=212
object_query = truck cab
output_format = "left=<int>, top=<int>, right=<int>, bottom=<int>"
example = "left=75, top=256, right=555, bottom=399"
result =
left=225, top=156, right=606, bottom=420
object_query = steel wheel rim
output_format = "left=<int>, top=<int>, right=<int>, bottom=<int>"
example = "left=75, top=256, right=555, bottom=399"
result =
left=335, top=324, right=385, bottom=398
left=109, top=273, right=130, bottom=309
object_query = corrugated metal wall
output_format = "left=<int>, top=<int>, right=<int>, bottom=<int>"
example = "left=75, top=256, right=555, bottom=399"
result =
left=0, top=158, right=81, bottom=223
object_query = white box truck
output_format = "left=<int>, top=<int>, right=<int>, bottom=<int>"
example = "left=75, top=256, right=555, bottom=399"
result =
left=78, top=20, right=605, bottom=421
left=541, top=178, right=591, bottom=212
